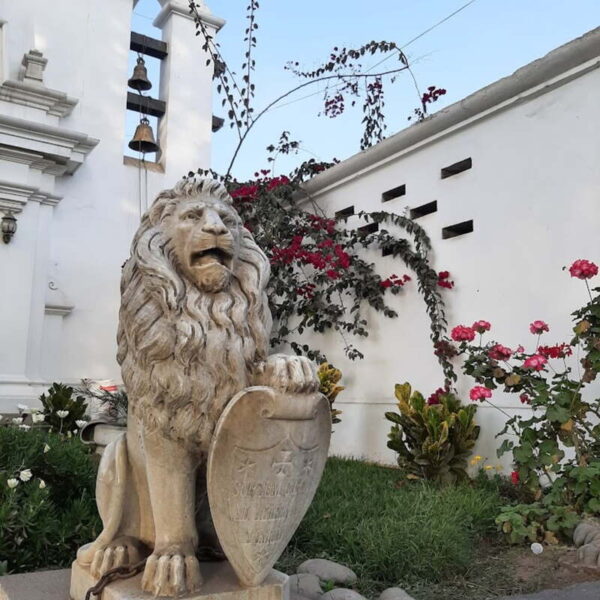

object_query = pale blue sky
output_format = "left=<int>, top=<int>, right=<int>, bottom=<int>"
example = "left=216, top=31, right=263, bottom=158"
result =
left=131, top=1, right=599, bottom=179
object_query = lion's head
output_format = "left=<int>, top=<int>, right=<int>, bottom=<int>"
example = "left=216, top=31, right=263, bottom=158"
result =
left=117, top=179, right=272, bottom=447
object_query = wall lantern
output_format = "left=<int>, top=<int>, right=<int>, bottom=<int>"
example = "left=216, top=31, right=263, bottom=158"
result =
left=1, top=212, right=17, bottom=244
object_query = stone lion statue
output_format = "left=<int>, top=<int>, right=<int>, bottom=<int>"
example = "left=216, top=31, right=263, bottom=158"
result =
left=75, top=179, right=319, bottom=597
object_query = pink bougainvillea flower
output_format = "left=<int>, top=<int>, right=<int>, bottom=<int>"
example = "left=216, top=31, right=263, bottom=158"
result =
left=523, top=354, right=548, bottom=371
left=488, top=344, right=513, bottom=361
left=569, top=259, right=598, bottom=280
left=472, top=320, right=491, bottom=334
left=451, top=325, right=476, bottom=342
left=427, top=387, right=447, bottom=405
left=538, top=343, right=573, bottom=359
left=437, top=270, right=455, bottom=289
left=469, top=386, right=492, bottom=402
left=529, top=320, right=549, bottom=335
left=511, top=471, right=520, bottom=485
left=516, top=345, right=525, bottom=353
left=520, top=393, right=530, bottom=404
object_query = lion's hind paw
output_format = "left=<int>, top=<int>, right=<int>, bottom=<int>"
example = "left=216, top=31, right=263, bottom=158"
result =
left=141, top=551, right=203, bottom=597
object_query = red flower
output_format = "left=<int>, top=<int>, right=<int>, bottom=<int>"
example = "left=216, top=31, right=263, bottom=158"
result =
left=529, top=320, right=549, bottom=335
left=427, top=387, right=447, bottom=405
left=488, top=344, right=513, bottom=361
left=472, top=320, right=491, bottom=334
left=523, top=354, right=547, bottom=371
left=434, top=340, right=458, bottom=358
left=380, top=274, right=411, bottom=289
left=326, top=269, right=340, bottom=280
left=437, top=270, right=455, bottom=289
left=569, top=259, right=598, bottom=280
left=520, top=393, right=530, bottom=404
left=469, top=386, right=492, bottom=402
left=511, top=471, right=519, bottom=485
left=451, top=325, right=476, bottom=342
left=538, top=343, right=573, bottom=359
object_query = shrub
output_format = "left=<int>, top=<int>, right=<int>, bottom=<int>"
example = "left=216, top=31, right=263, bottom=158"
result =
left=385, top=383, right=479, bottom=483
left=0, top=427, right=100, bottom=573
left=39, top=383, right=87, bottom=434
left=317, top=362, right=344, bottom=424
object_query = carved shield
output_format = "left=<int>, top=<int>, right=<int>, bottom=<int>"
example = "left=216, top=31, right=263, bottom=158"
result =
left=207, top=386, right=331, bottom=587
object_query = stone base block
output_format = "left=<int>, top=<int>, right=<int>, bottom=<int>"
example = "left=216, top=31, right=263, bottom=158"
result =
left=70, top=560, right=289, bottom=600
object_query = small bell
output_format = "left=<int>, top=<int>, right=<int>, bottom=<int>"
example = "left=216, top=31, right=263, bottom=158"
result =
left=128, top=117, right=160, bottom=154
left=128, top=57, right=152, bottom=92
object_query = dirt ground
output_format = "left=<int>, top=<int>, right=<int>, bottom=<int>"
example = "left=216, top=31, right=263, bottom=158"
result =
left=513, top=545, right=600, bottom=590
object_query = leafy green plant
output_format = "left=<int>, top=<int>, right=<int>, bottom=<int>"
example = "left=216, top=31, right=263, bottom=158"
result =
left=0, top=427, right=100, bottom=573
left=40, top=383, right=87, bottom=434
left=495, top=502, right=579, bottom=545
left=385, top=383, right=480, bottom=483
left=317, top=362, right=344, bottom=424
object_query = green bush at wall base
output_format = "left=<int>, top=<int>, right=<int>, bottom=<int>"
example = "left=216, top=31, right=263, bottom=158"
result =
left=0, top=427, right=100, bottom=574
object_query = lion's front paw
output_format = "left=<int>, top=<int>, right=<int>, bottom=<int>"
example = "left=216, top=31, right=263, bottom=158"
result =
left=141, top=549, right=203, bottom=597
left=254, top=354, right=319, bottom=394
left=90, top=537, right=147, bottom=578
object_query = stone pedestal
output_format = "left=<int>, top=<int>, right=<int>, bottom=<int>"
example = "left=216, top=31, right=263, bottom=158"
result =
left=70, top=560, right=289, bottom=600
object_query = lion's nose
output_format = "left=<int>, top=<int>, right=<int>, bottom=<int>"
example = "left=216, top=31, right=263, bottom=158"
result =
left=202, top=211, right=228, bottom=235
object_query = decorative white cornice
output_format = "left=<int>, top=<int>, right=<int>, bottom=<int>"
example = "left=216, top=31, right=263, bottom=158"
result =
left=0, top=180, right=62, bottom=213
left=0, top=80, right=78, bottom=117
left=45, top=281, right=74, bottom=316
left=44, top=302, right=74, bottom=317
left=0, top=114, right=99, bottom=175
left=154, top=0, right=225, bottom=30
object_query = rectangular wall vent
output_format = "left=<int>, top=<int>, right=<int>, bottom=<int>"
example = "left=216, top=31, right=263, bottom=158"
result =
left=357, top=222, right=379, bottom=235
left=442, top=220, right=473, bottom=239
left=410, top=200, right=437, bottom=219
left=382, top=184, right=406, bottom=202
left=441, top=157, right=472, bottom=179
left=335, top=205, right=355, bottom=218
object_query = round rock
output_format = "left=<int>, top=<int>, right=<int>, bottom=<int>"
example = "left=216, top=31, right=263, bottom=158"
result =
left=321, top=589, right=366, bottom=600
left=288, top=574, right=324, bottom=600
left=379, top=587, right=415, bottom=600
left=297, top=559, right=358, bottom=586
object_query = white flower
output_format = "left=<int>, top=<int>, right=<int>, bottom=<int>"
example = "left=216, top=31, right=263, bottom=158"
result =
left=19, top=469, right=32, bottom=482
left=38, top=479, right=46, bottom=489
left=30, top=407, right=41, bottom=414
left=12, top=417, right=23, bottom=425
left=17, top=403, right=28, bottom=412
left=56, top=410, right=69, bottom=418
left=75, top=420, right=87, bottom=429
left=0, top=415, right=3, bottom=421
left=7, top=479, right=18, bottom=489
left=19, top=424, right=31, bottom=431
left=43, top=443, right=51, bottom=454
left=31, top=413, right=45, bottom=424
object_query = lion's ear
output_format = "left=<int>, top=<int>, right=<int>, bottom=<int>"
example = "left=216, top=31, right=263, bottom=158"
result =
left=148, top=198, right=168, bottom=226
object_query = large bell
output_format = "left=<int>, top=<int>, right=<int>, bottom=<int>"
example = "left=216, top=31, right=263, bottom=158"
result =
left=128, top=56, right=152, bottom=92
left=128, top=117, right=159, bottom=154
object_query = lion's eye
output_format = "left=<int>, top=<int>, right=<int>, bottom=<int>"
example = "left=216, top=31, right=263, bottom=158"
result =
left=184, top=212, right=200, bottom=221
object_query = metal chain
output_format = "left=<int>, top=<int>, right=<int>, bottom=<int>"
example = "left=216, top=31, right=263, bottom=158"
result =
left=84, top=559, right=147, bottom=600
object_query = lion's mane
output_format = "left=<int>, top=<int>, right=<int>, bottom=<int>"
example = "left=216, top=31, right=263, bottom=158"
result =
left=117, top=179, right=272, bottom=449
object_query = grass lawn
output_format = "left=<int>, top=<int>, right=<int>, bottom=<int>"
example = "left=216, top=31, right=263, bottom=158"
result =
left=277, top=457, right=571, bottom=600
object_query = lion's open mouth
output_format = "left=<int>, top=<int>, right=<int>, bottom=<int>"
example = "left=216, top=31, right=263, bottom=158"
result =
left=189, top=247, right=232, bottom=268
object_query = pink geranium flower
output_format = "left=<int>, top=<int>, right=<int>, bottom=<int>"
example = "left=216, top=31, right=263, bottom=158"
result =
left=523, top=354, right=548, bottom=371
left=569, top=259, right=598, bottom=280
left=451, top=325, right=476, bottom=342
left=469, top=386, right=492, bottom=402
left=472, top=320, right=491, bottom=334
left=529, top=320, right=549, bottom=335
left=488, top=344, right=513, bottom=361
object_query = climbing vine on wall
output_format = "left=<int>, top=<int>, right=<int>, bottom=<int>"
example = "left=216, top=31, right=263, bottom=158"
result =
left=189, top=2, right=455, bottom=383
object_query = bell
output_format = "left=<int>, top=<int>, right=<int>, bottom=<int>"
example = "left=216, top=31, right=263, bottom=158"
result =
left=128, top=117, right=160, bottom=154
left=128, top=57, right=152, bottom=92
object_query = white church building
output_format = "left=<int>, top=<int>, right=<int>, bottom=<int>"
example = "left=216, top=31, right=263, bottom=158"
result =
left=0, top=2, right=598, bottom=464
left=0, top=0, right=223, bottom=412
